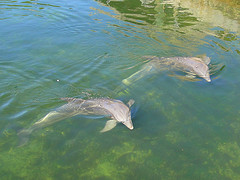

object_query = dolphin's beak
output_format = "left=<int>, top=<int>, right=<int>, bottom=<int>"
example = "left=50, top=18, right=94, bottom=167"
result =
left=128, top=126, right=134, bottom=130
left=203, top=74, right=211, bottom=82
left=123, top=120, right=134, bottom=130
left=205, top=77, right=211, bottom=82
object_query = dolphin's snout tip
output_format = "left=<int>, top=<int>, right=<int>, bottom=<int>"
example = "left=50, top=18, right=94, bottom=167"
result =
left=124, top=123, right=134, bottom=130
left=204, top=76, right=211, bottom=82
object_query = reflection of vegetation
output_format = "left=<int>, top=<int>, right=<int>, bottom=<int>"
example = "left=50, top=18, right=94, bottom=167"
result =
left=95, top=0, right=239, bottom=58
left=99, top=0, right=157, bottom=25
left=98, top=0, right=201, bottom=28
left=96, top=0, right=239, bottom=40
left=215, top=30, right=239, bottom=42
left=0, top=0, right=61, bottom=19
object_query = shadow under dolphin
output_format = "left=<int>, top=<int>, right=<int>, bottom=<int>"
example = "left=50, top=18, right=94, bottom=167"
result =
left=122, top=55, right=212, bottom=85
left=18, top=98, right=135, bottom=146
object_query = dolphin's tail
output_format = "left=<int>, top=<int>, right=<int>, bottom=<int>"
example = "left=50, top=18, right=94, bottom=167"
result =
left=122, top=65, right=153, bottom=86
left=17, top=128, right=33, bottom=147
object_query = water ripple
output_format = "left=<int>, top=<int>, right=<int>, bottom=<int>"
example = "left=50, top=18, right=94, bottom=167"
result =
left=0, top=0, right=64, bottom=20
left=0, top=93, right=14, bottom=110
left=10, top=109, right=29, bottom=119
left=61, top=53, right=109, bottom=83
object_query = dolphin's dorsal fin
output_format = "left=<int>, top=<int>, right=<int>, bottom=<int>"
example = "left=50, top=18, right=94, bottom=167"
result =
left=196, top=54, right=211, bottom=65
left=60, top=97, right=84, bottom=103
left=100, top=120, right=118, bottom=133
left=142, top=56, right=159, bottom=61
left=202, top=56, right=211, bottom=65
left=127, top=99, right=135, bottom=108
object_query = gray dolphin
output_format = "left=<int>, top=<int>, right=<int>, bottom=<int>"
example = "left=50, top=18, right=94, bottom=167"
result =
left=122, top=56, right=211, bottom=85
left=18, top=98, right=135, bottom=146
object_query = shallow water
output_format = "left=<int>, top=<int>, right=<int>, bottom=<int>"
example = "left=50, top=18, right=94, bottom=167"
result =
left=0, top=0, right=240, bottom=179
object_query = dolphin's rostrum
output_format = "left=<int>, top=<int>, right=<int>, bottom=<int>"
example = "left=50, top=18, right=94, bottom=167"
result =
left=122, top=56, right=211, bottom=85
left=18, top=98, right=135, bottom=146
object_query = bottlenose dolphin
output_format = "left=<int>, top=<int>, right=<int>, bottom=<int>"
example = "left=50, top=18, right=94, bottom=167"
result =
left=122, top=56, right=211, bottom=85
left=18, top=98, right=135, bottom=146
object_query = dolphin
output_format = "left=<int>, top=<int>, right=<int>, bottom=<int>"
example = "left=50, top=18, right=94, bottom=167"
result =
left=18, top=98, right=135, bottom=146
left=122, top=56, right=211, bottom=85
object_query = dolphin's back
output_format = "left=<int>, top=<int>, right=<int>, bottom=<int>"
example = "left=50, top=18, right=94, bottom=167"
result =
left=81, top=99, right=111, bottom=116
left=98, top=99, right=130, bottom=121
left=148, top=57, right=208, bottom=73
left=60, top=98, right=127, bottom=117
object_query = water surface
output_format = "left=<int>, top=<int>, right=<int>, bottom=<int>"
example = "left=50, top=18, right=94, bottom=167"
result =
left=0, top=0, right=240, bottom=179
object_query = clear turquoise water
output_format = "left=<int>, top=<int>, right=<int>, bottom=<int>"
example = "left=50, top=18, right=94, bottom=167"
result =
left=0, top=0, right=240, bottom=179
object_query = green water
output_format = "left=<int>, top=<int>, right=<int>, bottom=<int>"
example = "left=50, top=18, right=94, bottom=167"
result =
left=0, top=0, right=240, bottom=179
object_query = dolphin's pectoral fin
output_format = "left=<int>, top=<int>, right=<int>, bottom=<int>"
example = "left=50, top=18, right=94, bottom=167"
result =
left=127, top=99, right=135, bottom=108
left=100, top=120, right=118, bottom=133
left=186, top=74, right=196, bottom=78
left=185, top=72, right=196, bottom=79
